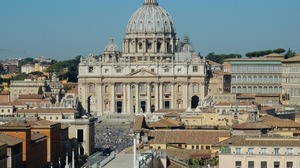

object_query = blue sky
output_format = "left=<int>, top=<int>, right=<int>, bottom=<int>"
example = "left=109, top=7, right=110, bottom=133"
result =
left=0, top=0, right=299, bottom=61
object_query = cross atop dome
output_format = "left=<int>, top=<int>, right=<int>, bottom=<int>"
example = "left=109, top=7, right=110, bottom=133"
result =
left=144, top=0, right=158, bottom=5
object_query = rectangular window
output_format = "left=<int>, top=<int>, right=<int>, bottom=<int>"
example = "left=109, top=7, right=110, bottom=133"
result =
left=151, top=69, right=155, bottom=72
left=235, top=148, right=241, bottom=154
left=177, top=68, right=182, bottom=73
left=274, top=161, right=280, bottom=168
left=105, top=69, right=108, bottom=73
left=260, top=148, right=267, bottom=154
left=235, top=161, right=242, bottom=168
left=131, top=69, right=135, bottom=73
left=116, top=69, right=122, bottom=73
left=164, top=68, right=169, bottom=73
left=260, top=161, right=267, bottom=168
left=248, top=161, right=254, bottom=168
left=193, top=66, right=198, bottom=72
left=248, top=148, right=254, bottom=154
left=287, top=162, right=293, bottom=168
left=88, top=66, right=94, bottom=73
left=286, top=148, right=293, bottom=154
left=274, top=148, right=280, bottom=154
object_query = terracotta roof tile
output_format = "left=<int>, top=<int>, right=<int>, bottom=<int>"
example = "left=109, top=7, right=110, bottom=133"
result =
left=214, top=136, right=300, bottom=147
left=15, top=108, right=78, bottom=114
left=149, top=118, right=184, bottom=128
left=1, top=120, right=30, bottom=128
left=148, top=130, right=230, bottom=145
left=133, top=115, right=148, bottom=132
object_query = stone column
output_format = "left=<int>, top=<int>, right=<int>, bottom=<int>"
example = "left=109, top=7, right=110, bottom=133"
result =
left=171, top=82, right=175, bottom=109
left=147, top=83, right=151, bottom=113
left=97, top=82, right=103, bottom=115
left=136, top=83, right=140, bottom=113
left=127, top=83, right=131, bottom=114
left=159, top=83, right=163, bottom=109
left=155, top=83, right=159, bottom=111
left=111, top=83, right=115, bottom=113
left=184, top=82, right=189, bottom=108
left=123, top=83, right=127, bottom=113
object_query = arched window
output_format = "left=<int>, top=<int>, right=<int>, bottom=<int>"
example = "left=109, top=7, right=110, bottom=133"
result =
left=269, top=76, right=273, bottom=83
left=274, top=76, right=279, bottom=83
left=237, top=86, right=241, bottom=93
left=269, top=86, right=273, bottom=93
left=193, top=83, right=199, bottom=93
left=258, top=86, right=262, bottom=93
left=263, top=86, right=268, bottom=93
left=253, top=86, right=257, bottom=93
left=259, top=76, right=263, bottom=83
left=242, top=86, right=247, bottom=93
left=253, top=76, right=257, bottom=83
left=232, top=76, right=236, bottom=83
left=232, top=86, right=236, bottom=93
left=274, top=86, right=279, bottom=93
left=248, top=86, right=252, bottom=93
left=242, top=76, right=247, bottom=83
left=237, top=76, right=241, bottom=83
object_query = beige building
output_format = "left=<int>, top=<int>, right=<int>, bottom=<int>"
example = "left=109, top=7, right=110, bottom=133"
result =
left=78, top=0, right=208, bottom=116
left=225, top=53, right=283, bottom=94
left=10, top=79, right=47, bottom=102
left=215, top=136, right=300, bottom=168
left=281, top=55, right=300, bottom=105
left=143, top=130, right=230, bottom=151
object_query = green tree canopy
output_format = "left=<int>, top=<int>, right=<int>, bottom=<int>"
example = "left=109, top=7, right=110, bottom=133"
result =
left=206, top=53, right=242, bottom=64
left=47, top=55, right=81, bottom=82
left=245, top=48, right=286, bottom=58
left=284, top=48, right=296, bottom=59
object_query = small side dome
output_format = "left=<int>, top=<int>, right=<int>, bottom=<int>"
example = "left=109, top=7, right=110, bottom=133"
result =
left=104, top=38, right=119, bottom=52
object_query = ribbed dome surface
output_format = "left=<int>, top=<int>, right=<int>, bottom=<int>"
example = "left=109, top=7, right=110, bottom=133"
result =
left=126, top=1, right=175, bottom=34
left=104, top=38, right=118, bottom=52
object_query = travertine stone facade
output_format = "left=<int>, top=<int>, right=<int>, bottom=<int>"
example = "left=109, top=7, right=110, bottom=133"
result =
left=281, top=55, right=300, bottom=105
left=78, top=0, right=207, bottom=116
left=225, top=54, right=283, bottom=94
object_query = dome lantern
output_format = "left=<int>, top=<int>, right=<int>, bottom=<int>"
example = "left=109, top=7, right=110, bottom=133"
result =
left=144, top=0, right=158, bottom=5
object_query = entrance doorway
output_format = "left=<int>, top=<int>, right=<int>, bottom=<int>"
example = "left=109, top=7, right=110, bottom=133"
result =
left=191, top=95, right=199, bottom=109
left=141, top=101, right=146, bottom=113
left=116, top=101, right=122, bottom=113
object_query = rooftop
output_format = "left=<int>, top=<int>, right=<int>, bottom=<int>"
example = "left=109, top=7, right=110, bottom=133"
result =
left=214, top=135, right=300, bottom=147
left=0, top=133, right=23, bottom=146
left=148, top=130, right=230, bottom=144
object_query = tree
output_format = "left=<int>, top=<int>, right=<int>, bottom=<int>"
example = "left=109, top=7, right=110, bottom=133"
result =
left=206, top=53, right=242, bottom=64
left=284, top=48, right=296, bottom=59
left=245, top=48, right=286, bottom=58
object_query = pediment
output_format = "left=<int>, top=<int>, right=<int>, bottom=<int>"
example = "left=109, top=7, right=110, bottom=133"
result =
left=127, top=68, right=158, bottom=77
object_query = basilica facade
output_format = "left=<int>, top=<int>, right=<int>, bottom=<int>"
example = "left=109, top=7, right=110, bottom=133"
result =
left=78, top=0, right=208, bottom=116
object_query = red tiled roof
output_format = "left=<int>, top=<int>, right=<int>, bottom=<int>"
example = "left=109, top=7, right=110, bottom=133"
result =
left=148, top=130, right=230, bottom=144
left=149, top=118, right=184, bottom=128
left=15, top=108, right=78, bottom=114
left=133, top=115, right=148, bottom=132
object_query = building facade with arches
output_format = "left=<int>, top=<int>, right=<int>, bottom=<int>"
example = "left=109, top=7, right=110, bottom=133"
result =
left=78, top=0, right=208, bottom=116
left=225, top=54, right=283, bottom=95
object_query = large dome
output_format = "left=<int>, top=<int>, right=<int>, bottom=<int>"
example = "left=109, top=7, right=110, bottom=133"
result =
left=126, top=0, right=176, bottom=34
